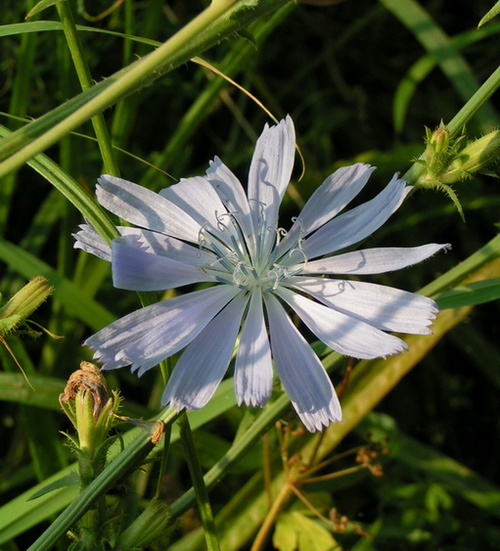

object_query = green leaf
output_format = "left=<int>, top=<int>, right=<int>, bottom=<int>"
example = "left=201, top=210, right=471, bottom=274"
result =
left=0, top=379, right=237, bottom=546
left=0, top=470, right=79, bottom=545
left=29, top=472, right=80, bottom=500
left=478, top=1, right=500, bottom=28
left=435, top=278, right=500, bottom=309
left=0, top=238, right=116, bottom=330
left=380, top=0, right=498, bottom=132
left=392, top=23, right=500, bottom=133
left=25, top=0, right=63, bottom=19
left=273, top=512, right=340, bottom=551
left=359, top=413, right=500, bottom=518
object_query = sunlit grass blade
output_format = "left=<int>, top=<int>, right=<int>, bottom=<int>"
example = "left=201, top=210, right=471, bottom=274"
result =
left=393, top=23, right=500, bottom=133
left=0, top=0, right=290, bottom=179
left=436, top=278, right=500, bottom=309
left=0, top=125, right=118, bottom=243
left=478, top=0, right=500, bottom=28
left=380, top=0, right=497, bottom=132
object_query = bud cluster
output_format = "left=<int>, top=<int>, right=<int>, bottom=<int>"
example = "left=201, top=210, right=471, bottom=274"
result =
left=415, top=122, right=500, bottom=219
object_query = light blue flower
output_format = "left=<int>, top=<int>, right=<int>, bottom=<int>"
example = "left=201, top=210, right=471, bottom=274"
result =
left=75, top=116, right=448, bottom=432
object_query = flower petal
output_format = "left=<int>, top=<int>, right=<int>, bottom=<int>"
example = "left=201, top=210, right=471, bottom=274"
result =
left=234, top=288, right=273, bottom=407
left=162, top=292, right=248, bottom=410
left=85, top=285, right=240, bottom=373
left=160, top=176, right=235, bottom=250
left=277, top=163, right=375, bottom=257
left=206, top=156, right=257, bottom=257
left=97, top=175, right=201, bottom=242
left=287, top=277, right=438, bottom=334
left=275, top=286, right=407, bottom=359
left=294, top=243, right=451, bottom=275
left=300, top=174, right=411, bottom=260
left=118, top=229, right=216, bottom=266
left=112, top=234, right=215, bottom=291
left=247, top=116, right=296, bottom=256
left=73, top=224, right=160, bottom=262
left=264, top=293, right=341, bottom=432
left=73, top=223, right=112, bottom=261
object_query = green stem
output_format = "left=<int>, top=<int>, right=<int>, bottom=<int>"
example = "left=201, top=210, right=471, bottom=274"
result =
left=56, top=0, right=119, bottom=175
left=0, top=125, right=118, bottom=244
left=178, top=414, right=221, bottom=551
left=27, top=408, right=179, bottom=551
left=170, top=393, right=290, bottom=518
left=0, top=0, right=290, bottom=179
left=446, top=64, right=500, bottom=135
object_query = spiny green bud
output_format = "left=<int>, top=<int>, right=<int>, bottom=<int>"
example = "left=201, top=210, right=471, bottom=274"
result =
left=0, top=276, right=53, bottom=337
left=423, top=122, right=451, bottom=178
left=428, top=123, right=450, bottom=153
left=414, top=124, right=500, bottom=221
left=60, top=362, right=121, bottom=460
left=420, top=121, right=466, bottom=181
left=442, top=129, right=500, bottom=184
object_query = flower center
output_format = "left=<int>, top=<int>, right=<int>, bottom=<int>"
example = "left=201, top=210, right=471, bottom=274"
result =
left=198, top=209, right=306, bottom=293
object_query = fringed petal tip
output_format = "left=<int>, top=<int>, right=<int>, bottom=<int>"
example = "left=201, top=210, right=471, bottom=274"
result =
left=298, top=406, right=343, bottom=433
left=237, top=394, right=270, bottom=408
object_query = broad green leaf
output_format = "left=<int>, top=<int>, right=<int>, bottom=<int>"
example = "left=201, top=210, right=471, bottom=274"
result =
left=0, top=373, right=65, bottom=410
left=273, top=511, right=341, bottom=551
left=0, top=472, right=79, bottom=546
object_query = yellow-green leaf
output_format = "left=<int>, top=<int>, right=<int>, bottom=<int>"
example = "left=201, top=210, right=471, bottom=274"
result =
left=273, top=511, right=340, bottom=551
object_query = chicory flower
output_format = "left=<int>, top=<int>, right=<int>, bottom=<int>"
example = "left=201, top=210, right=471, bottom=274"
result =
left=75, top=116, right=448, bottom=431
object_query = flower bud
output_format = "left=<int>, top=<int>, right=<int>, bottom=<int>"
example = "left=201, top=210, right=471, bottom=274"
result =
left=60, top=362, right=121, bottom=459
left=442, top=129, right=500, bottom=184
left=0, top=276, right=53, bottom=337
left=422, top=122, right=453, bottom=180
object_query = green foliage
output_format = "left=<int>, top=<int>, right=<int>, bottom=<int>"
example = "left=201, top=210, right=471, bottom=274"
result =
left=273, top=511, right=341, bottom=551
left=1, top=1, right=500, bottom=550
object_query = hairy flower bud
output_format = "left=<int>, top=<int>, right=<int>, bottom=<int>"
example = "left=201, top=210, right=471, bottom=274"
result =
left=442, top=129, right=500, bottom=183
left=60, top=362, right=121, bottom=460
left=423, top=122, right=452, bottom=179
left=0, top=276, right=53, bottom=337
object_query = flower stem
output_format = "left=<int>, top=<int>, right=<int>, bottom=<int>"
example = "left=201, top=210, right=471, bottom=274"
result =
left=27, top=408, right=178, bottom=551
left=178, top=413, right=221, bottom=551
left=250, top=481, right=292, bottom=551
left=55, top=0, right=119, bottom=176
left=1, top=0, right=289, bottom=178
